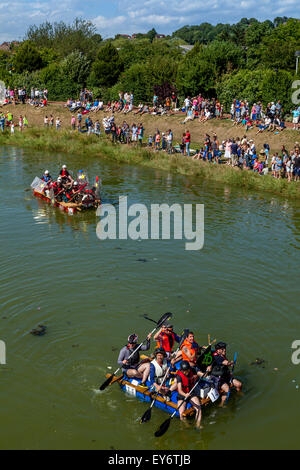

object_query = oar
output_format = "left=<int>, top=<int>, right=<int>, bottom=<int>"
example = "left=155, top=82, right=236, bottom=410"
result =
left=99, top=312, right=172, bottom=391
left=68, top=183, right=87, bottom=203
left=142, top=314, right=158, bottom=325
left=154, top=372, right=208, bottom=438
left=140, top=334, right=187, bottom=424
left=225, top=351, right=238, bottom=403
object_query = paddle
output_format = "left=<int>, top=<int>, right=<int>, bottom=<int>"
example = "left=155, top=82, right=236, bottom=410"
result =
left=142, top=314, right=158, bottom=326
left=99, top=312, right=172, bottom=391
left=154, top=372, right=208, bottom=438
left=225, top=351, right=238, bottom=403
left=68, top=183, right=87, bottom=203
left=140, top=332, right=187, bottom=424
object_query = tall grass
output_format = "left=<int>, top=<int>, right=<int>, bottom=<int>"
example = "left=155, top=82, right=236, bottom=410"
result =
left=1, top=127, right=299, bottom=199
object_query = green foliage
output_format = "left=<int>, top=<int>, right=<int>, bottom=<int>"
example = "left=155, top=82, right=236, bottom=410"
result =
left=88, top=42, right=123, bottom=88
left=216, top=68, right=294, bottom=112
left=26, top=18, right=102, bottom=60
left=13, top=41, right=44, bottom=73
left=147, top=28, right=157, bottom=43
left=176, top=46, right=216, bottom=96
left=61, top=51, right=91, bottom=86
left=40, top=63, right=80, bottom=100
left=259, top=19, right=300, bottom=71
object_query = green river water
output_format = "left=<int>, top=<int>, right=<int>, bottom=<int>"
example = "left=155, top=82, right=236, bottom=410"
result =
left=0, top=145, right=299, bottom=450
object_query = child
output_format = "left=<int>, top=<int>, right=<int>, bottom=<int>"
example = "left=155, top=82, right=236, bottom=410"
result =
left=148, top=135, right=152, bottom=147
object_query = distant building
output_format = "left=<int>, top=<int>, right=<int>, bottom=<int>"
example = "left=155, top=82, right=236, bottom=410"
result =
left=155, top=34, right=166, bottom=39
left=0, top=41, right=19, bottom=51
left=118, top=34, right=132, bottom=39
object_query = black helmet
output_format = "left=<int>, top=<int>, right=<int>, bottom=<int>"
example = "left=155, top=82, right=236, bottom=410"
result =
left=180, top=360, right=190, bottom=371
left=215, top=341, right=227, bottom=350
left=154, top=347, right=166, bottom=356
left=128, top=334, right=138, bottom=344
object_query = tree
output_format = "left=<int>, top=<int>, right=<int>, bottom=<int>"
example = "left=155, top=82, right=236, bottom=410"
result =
left=147, top=28, right=157, bottom=43
left=176, top=47, right=216, bottom=96
left=61, top=51, right=91, bottom=86
left=13, top=41, right=43, bottom=73
left=88, top=42, right=123, bottom=88
left=26, top=18, right=102, bottom=60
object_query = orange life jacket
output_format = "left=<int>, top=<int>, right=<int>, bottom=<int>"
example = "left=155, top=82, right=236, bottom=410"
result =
left=156, top=332, right=175, bottom=353
left=180, top=338, right=199, bottom=363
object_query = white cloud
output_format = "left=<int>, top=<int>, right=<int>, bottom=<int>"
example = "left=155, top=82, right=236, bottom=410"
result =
left=0, top=0, right=299, bottom=42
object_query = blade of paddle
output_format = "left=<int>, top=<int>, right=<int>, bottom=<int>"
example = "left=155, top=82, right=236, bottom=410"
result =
left=141, top=407, right=152, bottom=423
left=99, top=374, right=115, bottom=391
left=157, top=312, right=173, bottom=328
left=154, top=417, right=171, bottom=437
left=226, top=352, right=238, bottom=402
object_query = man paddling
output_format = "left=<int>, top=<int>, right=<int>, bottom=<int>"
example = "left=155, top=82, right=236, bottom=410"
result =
left=153, top=323, right=181, bottom=358
left=148, top=347, right=169, bottom=394
left=212, top=342, right=242, bottom=405
left=118, top=333, right=152, bottom=386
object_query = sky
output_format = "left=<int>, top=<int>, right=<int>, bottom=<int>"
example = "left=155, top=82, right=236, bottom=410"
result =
left=0, top=0, right=299, bottom=43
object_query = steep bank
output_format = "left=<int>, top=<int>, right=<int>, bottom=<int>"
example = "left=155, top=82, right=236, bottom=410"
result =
left=1, top=127, right=299, bottom=200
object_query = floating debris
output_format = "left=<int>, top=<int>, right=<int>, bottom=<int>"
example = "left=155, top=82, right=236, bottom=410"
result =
left=30, top=324, right=47, bottom=336
left=250, top=358, right=266, bottom=366
left=137, top=258, right=148, bottom=263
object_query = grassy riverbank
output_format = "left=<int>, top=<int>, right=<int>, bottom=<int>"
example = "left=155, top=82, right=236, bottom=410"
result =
left=1, top=127, right=300, bottom=199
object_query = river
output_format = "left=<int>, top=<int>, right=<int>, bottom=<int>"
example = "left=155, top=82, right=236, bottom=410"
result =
left=0, top=145, right=299, bottom=450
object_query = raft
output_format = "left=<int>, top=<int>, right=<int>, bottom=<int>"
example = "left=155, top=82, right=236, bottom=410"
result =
left=105, top=373, right=213, bottom=418
left=32, top=189, right=96, bottom=215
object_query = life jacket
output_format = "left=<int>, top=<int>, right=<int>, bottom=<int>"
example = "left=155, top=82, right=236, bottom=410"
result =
left=151, top=359, right=168, bottom=384
left=180, top=338, right=199, bottom=363
left=176, top=369, right=195, bottom=394
left=156, top=332, right=175, bottom=353
left=60, top=169, right=69, bottom=178
left=52, top=182, right=62, bottom=195
left=126, top=345, right=140, bottom=368
left=212, top=352, right=230, bottom=379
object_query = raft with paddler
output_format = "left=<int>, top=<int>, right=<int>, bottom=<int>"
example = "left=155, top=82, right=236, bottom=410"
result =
left=31, top=165, right=101, bottom=215
left=99, top=312, right=242, bottom=436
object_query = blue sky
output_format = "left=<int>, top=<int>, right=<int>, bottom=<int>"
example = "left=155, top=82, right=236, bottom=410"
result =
left=0, top=0, right=299, bottom=42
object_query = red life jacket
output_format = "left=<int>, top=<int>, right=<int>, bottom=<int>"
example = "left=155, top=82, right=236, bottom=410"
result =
left=156, top=332, right=175, bottom=353
left=176, top=369, right=195, bottom=394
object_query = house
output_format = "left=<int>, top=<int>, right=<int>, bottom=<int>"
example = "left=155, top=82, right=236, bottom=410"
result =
left=0, top=41, right=19, bottom=51
left=155, top=34, right=166, bottom=39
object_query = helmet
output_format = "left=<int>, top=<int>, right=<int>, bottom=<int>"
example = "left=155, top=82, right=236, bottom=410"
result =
left=128, top=334, right=138, bottom=344
left=57, top=177, right=62, bottom=182
left=62, top=165, right=67, bottom=169
left=180, top=360, right=190, bottom=371
left=44, top=170, right=49, bottom=175
left=73, top=181, right=78, bottom=186
left=215, top=342, right=227, bottom=350
left=154, top=347, right=166, bottom=357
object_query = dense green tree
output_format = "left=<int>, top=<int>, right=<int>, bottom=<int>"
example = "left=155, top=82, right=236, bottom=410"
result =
left=61, top=51, right=91, bottom=87
left=147, top=28, right=157, bottom=43
left=176, top=47, right=216, bottom=96
left=13, top=41, right=43, bottom=73
left=26, top=18, right=102, bottom=60
left=88, top=42, right=123, bottom=88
